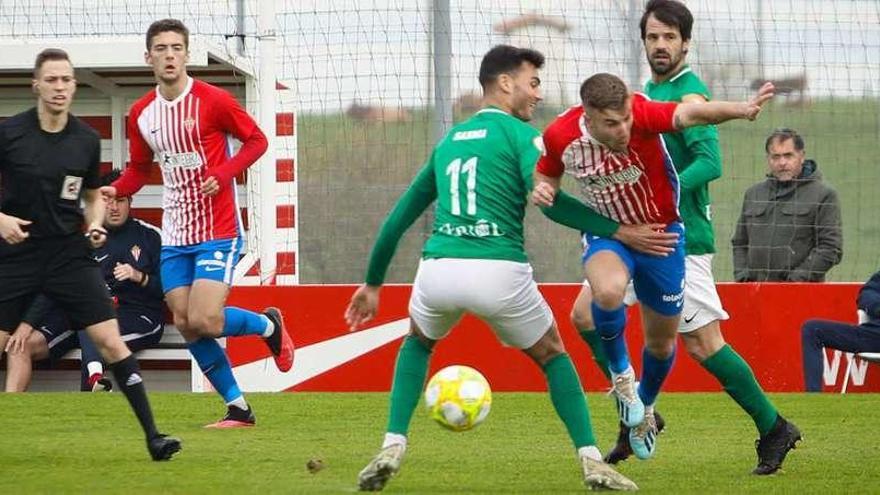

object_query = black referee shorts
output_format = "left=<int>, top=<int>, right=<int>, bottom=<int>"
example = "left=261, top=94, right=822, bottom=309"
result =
left=0, top=234, right=115, bottom=332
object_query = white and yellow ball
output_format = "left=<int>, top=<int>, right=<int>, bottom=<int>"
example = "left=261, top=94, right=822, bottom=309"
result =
left=424, top=365, right=492, bottom=431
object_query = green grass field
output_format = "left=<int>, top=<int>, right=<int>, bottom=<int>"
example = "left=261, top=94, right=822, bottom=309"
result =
left=1, top=392, right=877, bottom=493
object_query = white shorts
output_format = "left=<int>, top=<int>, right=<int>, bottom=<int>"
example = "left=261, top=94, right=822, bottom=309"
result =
left=583, top=254, right=729, bottom=333
left=409, top=258, right=554, bottom=349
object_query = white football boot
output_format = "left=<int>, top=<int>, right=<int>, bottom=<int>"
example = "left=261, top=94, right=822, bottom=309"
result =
left=358, top=443, right=405, bottom=491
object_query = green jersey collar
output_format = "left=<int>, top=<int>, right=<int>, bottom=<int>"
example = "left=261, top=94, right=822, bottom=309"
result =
left=475, top=106, right=509, bottom=116
left=669, top=65, right=692, bottom=83
left=647, top=65, right=692, bottom=87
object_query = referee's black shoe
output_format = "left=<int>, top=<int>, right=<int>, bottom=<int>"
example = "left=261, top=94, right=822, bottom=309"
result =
left=148, top=434, right=182, bottom=461
left=753, top=415, right=801, bottom=475
left=604, top=410, right=666, bottom=464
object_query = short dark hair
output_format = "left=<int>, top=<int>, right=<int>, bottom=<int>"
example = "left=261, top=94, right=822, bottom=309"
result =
left=33, top=48, right=71, bottom=77
left=478, top=45, right=545, bottom=89
left=100, top=170, right=122, bottom=188
left=580, top=73, right=630, bottom=111
left=640, top=0, right=694, bottom=41
left=765, top=128, right=805, bottom=153
left=146, top=18, right=190, bottom=50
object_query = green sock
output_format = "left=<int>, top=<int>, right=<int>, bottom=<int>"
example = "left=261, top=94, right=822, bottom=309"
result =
left=543, top=353, right=596, bottom=448
left=702, top=344, right=778, bottom=436
left=386, top=335, right=432, bottom=436
left=579, top=329, right=612, bottom=381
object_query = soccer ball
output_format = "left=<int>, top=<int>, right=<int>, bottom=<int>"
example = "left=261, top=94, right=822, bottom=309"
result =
left=424, top=365, right=492, bottom=431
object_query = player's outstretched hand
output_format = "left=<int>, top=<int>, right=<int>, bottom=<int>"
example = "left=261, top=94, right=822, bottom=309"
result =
left=743, top=82, right=775, bottom=120
left=345, top=284, right=380, bottom=331
left=201, top=176, right=220, bottom=197
left=0, top=212, right=31, bottom=244
left=531, top=182, right=557, bottom=207
left=5, top=322, right=34, bottom=355
left=99, top=185, right=117, bottom=201
left=613, top=223, right=679, bottom=256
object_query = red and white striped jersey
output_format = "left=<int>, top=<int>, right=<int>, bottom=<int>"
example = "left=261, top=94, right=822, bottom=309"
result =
left=537, top=94, right=681, bottom=225
left=113, top=77, right=267, bottom=246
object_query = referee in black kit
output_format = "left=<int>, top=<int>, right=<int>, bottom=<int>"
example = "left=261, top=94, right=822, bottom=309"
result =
left=0, top=48, right=180, bottom=461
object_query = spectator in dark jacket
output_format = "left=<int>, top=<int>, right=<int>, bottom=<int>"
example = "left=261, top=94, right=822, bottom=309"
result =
left=801, top=270, right=880, bottom=391
left=732, top=128, right=842, bottom=282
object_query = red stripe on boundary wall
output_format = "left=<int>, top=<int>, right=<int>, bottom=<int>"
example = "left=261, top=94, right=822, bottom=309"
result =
left=276, top=113, right=295, bottom=136
left=276, top=252, right=296, bottom=275
left=276, top=159, right=295, bottom=182
left=276, top=205, right=295, bottom=228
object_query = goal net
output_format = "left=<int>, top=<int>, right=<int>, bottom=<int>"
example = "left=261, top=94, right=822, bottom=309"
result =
left=1, top=0, right=877, bottom=283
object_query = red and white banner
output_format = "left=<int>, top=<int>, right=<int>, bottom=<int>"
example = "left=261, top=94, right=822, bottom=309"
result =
left=223, top=283, right=880, bottom=393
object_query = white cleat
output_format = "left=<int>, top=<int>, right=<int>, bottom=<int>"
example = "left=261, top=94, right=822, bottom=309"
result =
left=358, top=444, right=405, bottom=491
left=581, top=455, right=639, bottom=491
left=629, top=408, right=658, bottom=460
left=611, top=369, right=644, bottom=428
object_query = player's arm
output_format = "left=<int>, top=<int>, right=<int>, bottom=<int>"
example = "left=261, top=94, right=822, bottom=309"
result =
left=83, top=139, right=108, bottom=247
left=0, top=129, right=32, bottom=243
left=83, top=188, right=108, bottom=248
left=364, top=163, right=437, bottom=286
left=202, top=91, right=269, bottom=195
left=787, top=189, right=843, bottom=282
left=531, top=170, right=561, bottom=206
left=346, top=161, right=438, bottom=330
left=731, top=196, right=751, bottom=282
left=108, top=111, right=154, bottom=199
left=533, top=156, right=678, bottom=255
left=531, top=167, right=611, bottom=234
left=672, top=82, right=775, bottom=130
left=674, top=94, right=723, bottom=191
left=530, top=131, right=564, bottom=207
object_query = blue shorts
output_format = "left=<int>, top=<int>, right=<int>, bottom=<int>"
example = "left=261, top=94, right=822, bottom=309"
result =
left=160, top=238, right=241, bottom=293
left=582, top=222, right=686, bottom=316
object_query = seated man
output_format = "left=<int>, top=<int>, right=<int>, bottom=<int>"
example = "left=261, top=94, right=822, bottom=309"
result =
left=801, top=270, right=880, bottom=391
left=5, top=171, right=165, bottom=392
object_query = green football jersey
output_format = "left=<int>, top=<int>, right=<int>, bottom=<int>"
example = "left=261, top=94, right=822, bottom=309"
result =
left=364, top=106, right=620, bottom=286
left=362, top=107, right=541, bottom=285
left=644, top=66, right=721, bottom=255
left=420, top=107, right=541, bottom=262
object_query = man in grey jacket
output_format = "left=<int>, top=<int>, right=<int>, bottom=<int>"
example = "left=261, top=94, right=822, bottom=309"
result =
left=732, top=128, right=842, bottom=282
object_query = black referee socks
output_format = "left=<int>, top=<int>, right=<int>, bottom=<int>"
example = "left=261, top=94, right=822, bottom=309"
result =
left=109, top=354, right=160, bottom=440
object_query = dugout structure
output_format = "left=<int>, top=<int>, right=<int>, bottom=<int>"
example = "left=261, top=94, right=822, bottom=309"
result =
left=0, top=34, right=299, bottom=287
